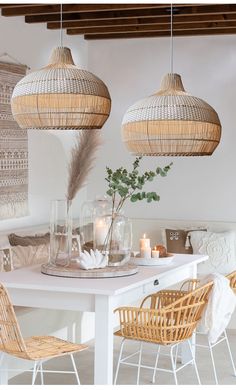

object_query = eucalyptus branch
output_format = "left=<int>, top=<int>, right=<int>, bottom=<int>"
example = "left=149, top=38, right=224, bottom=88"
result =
left=102, top=157, right=172, bottom=258
left=105, top=157, right=173, bottom=213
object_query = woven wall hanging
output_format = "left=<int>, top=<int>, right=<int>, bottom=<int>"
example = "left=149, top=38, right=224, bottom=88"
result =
left=122, top=73, right=221, bottom=156
left=0, top=61, right=28, bottom=219
left=11, top=46, right=111, bottom=130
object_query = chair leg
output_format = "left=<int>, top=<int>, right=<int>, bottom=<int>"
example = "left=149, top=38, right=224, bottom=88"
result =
left=174, top=344, right=179, bottom=368
left=114, top=338, right=125, bottom=385
left=224, top=330, right=236, bottom=377
left=137, top=342, right=143, bottom=385
left=208, top=338, right=218, bottom=384
left=32, top=361, right=39, bottom=385
left=40, top=362, right=44, bottom=385
left=187, top=339, right=201, bottom=385
left=170, top=345, right=178, bottom=385
left=70, top=354, right=80, bottom=385
left=152, top=345, right=161, bottom=384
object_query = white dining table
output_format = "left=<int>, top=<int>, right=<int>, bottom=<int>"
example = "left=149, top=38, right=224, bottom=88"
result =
left=0, top=254, right=207, bottom=385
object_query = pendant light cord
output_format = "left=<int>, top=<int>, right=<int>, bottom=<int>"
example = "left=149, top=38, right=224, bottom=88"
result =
left=170, top=3, right=174, bottom=74
left=60, top=2, right=63, bottom=47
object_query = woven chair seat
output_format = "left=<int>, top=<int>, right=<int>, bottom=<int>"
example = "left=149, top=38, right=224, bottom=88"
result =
left=114, top=318, right=198, bottom=346
left=114, top=329, right=180, bottom=345
left=0, top=336, right=88, bottom=361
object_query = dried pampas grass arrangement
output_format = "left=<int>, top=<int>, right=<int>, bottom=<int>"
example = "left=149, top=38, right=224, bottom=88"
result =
left=67, top=130, right=102, bottom=201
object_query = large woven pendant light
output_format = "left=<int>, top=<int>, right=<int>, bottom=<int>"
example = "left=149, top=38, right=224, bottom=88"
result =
left=11, top=47, right=111, bottom=130
left=122, top=5, right=221, bottom=156
left=11, top=5, right=111, bottom=130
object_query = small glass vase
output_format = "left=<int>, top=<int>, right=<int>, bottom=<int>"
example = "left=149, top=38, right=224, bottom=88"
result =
left=95, top=212, right=132, bottom=267
left=80, top=197, right=132, bottom=266
left=49, top=199, right=72, bottom=267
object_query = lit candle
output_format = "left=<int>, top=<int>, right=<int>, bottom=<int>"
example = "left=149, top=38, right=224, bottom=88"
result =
left=95, top=218, right=108, bottom=246
left=152, top=246, right=160, bottom=258
left=140, top=233, right=151, bottom=259
left=140, top=233, right=150, bottom=249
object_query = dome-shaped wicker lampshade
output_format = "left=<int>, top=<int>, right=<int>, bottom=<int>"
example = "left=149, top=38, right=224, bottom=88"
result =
left=11, top=47, right=111, bottom=130
left=122, top=73, right=221, bottom=156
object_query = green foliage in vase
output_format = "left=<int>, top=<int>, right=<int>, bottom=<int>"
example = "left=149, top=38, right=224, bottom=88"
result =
left=105, top=157, right=173, bottom=213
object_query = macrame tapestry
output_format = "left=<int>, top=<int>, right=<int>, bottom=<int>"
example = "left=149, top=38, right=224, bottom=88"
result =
left=0, top=61, right=28, bottom=219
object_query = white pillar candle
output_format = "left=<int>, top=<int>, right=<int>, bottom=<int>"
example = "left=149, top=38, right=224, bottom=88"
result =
left=95, top=218, right=109, bottom=246
left=140, top=233, right=151, bottom=258
left=139, top=233, right=150, bottom=249
left=140, top=247, right=152, bottom=259
left=152, top=249, right=160, bottom=258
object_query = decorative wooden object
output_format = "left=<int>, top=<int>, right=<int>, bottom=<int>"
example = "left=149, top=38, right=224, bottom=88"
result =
left=122, top=73, right=221, bottom=156
left=115, top=281, right=213, bottom=344
left=11, top=47, right=111, bottom=130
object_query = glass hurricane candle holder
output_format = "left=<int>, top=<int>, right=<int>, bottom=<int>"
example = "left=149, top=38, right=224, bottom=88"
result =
left=80, top=197, right=132, bottom=266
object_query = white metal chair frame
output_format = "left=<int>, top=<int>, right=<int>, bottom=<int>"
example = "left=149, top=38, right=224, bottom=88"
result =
left=0, top=353, right=81, bottom=385
left=193, top=330, right=236, bottom=385
left=114, top=337, right=200, bottom=385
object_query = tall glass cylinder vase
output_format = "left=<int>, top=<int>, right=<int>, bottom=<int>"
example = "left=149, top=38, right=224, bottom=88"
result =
left=49, top=199, right=72, bottom=267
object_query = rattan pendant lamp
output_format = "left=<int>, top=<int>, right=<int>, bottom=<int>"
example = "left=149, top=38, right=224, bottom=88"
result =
left=122, top=5, right=221, bottom=156
left=11, top=5, right=111, bottom=130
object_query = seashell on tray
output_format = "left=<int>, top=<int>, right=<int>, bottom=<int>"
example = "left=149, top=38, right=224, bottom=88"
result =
left=79, top=249, right=108, bottom=270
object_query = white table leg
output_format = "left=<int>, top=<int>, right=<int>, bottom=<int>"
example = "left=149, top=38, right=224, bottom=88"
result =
left=181, top=264, right=197, bottom=364
left=0, top=353, right=8, bottom=385
left=94, top=295, right=114, bottom=385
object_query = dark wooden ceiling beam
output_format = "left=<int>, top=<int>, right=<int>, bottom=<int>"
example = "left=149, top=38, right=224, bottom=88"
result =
left=67, top=21, right=236, bottom=36
left=1, top=3, right=236, bottom=40
left=85, top=27, right=236, bottom=40
left=1, top=4, right=166, bottom=17
left=0, top=3, right=33, bottom=7
left=47, top=13, right=236, bottom=30
left=25, top=4, right=236, bottom=24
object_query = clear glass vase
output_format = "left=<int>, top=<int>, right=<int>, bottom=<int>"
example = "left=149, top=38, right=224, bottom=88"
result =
left=97, top=212, right=132, bottom=267
left=49, top=199, right=72, bottom=267
left=80, top=197, right=132, bottom=266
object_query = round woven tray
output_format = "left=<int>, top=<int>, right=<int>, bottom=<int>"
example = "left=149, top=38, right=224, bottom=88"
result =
left=41, top=262, right=138, bottom=279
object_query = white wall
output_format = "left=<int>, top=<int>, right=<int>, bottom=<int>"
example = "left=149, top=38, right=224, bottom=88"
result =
left=87, top=34, right=236, bottom=223
left=0, top=14, right=88, bottom=231
left=4, top=19, right=236, bottom=230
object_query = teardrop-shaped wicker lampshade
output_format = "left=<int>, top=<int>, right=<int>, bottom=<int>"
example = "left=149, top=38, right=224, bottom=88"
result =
left=11, top=47, right=111, bottom=130
left=122, top=73, right=221, bottom=156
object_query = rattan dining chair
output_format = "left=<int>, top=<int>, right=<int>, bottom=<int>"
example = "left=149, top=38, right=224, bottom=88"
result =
left=178, top=271, right=236, bottom=385
left=0, top=283, right=88, bottom=385
left=114, top=281, right=213, bottom=385
left=228, top=270, right=236, bottom=292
